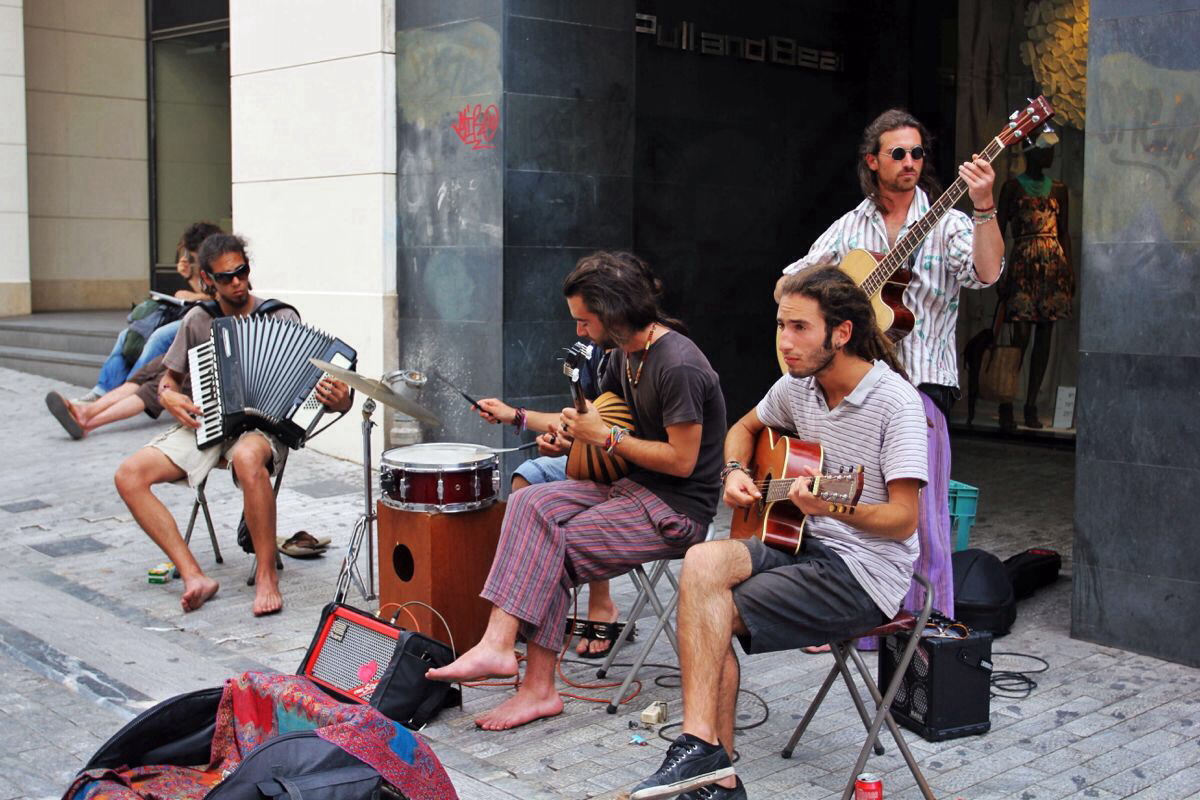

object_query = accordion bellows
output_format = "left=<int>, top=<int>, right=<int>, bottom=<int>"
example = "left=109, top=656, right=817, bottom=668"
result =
left=566, top=391, right=636, bottom=484
left=189, top=316, right=356, bottom=450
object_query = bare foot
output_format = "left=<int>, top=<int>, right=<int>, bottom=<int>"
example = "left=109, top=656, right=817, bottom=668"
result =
left=474, top=684, right=563, bottom=731
left=253, top=576, right=282, bottom=616
left=181, top=575, right=219, bottom=612
left=426, top=641, right=518, bottom=683
left=802, top=644, right=831, bottom=654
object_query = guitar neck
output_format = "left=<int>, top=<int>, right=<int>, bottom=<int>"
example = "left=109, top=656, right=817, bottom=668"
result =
left=762, top=477, right=808, bottom=504
left=861, top=136, right=1005, bottom=298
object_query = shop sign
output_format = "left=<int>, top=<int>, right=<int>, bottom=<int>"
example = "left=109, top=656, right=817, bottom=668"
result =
left=635, top=14, right=842, bottom=73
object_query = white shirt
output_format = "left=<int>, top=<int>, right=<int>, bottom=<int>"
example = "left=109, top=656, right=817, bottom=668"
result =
left=755, top=361, right=928, bottom=617
left=782, top=189, right=1001, bottom=388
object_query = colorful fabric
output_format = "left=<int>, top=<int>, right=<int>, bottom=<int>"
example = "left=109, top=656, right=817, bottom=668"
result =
left=859, top=391, right=954, bottom=649
left=1006, top=186, right=1072, bottom=322
left=65, top=671, right=457, bottom=800
left=482, top=478, right=706, bottom=651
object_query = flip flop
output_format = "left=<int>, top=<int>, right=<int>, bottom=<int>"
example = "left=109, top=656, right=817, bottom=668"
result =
left=45, top=391, right=84, bottom=440
left=802, top=644, right=831, bottom=654
left=277, top=531, right=328, bottom=558
left=578, top=620, right=636, bottom=660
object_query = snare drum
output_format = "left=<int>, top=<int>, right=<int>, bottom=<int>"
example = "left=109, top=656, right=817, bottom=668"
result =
left=379, top=443, right=499, bottom=513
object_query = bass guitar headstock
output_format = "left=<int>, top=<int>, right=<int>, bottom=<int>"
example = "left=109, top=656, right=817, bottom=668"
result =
left=997, top=95, right=1055, bottom=148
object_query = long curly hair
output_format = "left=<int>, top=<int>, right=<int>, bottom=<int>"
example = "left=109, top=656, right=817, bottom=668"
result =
left=857, top=108, right=942, bottom=213
left=562, top=251, right=687, bottom=345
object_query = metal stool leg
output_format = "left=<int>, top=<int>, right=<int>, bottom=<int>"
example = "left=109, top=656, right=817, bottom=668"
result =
left=782, top=663, right=841, bottom=758
left=597, top=562, right=666, bottom=679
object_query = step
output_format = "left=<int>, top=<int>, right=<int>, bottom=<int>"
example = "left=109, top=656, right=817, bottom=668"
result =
left=0, top=344, right=104, bottom=388
left=0, top=311, right=125, bottom=357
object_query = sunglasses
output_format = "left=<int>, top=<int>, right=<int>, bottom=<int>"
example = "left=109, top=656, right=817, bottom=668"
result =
left=209, top=263, right=250, bottom=284
left=881, top=146, right=925, bottom=161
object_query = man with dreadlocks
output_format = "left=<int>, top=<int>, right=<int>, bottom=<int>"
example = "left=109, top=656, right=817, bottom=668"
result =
left=776, top=108, right=1004, bottom=649
left=427, top=251, right=726, bottom=732
left=627, top=267, right=927, bottom=800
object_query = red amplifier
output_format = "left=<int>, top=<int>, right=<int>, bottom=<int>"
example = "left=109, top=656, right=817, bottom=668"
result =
left=299, top=603, right=404, bottom=704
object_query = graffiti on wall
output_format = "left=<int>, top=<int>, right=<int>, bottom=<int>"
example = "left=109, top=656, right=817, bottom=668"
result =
left=1089, top=52, right=1200, bottom=241
left=451, top=103, right=500, bottom=150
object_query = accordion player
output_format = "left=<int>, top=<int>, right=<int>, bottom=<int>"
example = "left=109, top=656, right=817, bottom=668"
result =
left=188, top=316, right=357, bottom=450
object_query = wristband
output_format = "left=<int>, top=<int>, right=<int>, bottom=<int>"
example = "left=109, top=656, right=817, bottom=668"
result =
left=971, top=204, right=995, bottom=215
left=720, top=460, right=749, bottom=483
left=513, top=407, right=526, bottom=431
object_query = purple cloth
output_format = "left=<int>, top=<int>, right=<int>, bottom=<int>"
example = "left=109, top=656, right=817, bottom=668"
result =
left=859, top=390, right=953, bottom=649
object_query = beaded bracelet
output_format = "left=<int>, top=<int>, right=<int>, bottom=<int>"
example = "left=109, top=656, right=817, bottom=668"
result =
left=972, top=211, right=997, bottom=225
left=720, top=460, right=749, bottom=483
left=513, top=407, right=527, bottom=431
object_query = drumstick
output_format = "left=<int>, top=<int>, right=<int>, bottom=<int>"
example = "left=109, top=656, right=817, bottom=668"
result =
left=428, top=369, right=483, bottom=409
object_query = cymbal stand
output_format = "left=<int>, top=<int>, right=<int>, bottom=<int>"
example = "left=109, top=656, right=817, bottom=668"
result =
left=335, top=397, right=378, bottom=603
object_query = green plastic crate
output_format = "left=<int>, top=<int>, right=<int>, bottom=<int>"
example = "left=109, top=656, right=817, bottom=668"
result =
left=948, top=479, right=979, bottom=551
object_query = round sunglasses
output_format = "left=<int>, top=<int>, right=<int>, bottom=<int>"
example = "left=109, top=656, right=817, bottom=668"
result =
left=880, top=146, right=925, bottom=161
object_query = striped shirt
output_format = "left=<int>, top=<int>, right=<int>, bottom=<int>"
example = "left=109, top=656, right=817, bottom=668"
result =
left=755, top=361, right=928, bottom=617
left=782, top=189, right=1002, bottom=388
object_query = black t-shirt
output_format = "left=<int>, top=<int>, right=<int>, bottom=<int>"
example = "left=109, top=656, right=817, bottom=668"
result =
left=600, top=329, right=726, bottom=525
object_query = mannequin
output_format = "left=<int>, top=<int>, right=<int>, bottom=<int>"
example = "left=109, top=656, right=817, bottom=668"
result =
left=995, top=144, right=1073, bottom=430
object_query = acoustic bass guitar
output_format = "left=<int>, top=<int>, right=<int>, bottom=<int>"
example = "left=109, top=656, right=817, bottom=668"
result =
left=729, top=428, right=865, bottom=555
left=561, top=341, right=636, bottom=484
left=776, top=96, right=1055, bottom=371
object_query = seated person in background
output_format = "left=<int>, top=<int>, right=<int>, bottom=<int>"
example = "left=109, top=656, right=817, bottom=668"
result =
left=114, top=233, right=351, bottom=617
left=472, top=342, right=623, bottom=658
left=427, top=251, right=726, bottom=732
left=77, top=222, right=222, bottom=403
left=43, top=354, right=175, bottom=439
left=628, top=267, right=927, bottom=800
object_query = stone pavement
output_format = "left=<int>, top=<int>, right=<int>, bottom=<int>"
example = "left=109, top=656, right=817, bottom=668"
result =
left=3, top=365, right=1199, bottom=799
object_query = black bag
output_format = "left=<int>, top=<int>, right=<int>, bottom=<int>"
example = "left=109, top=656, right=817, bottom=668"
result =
left=951, top=548, right=1016, bottom=636
left=122, top=298, right=186, bottom=364
left=370, top=628, right=458, bottom=730
left=80, top=687, right=385, bottom=800
left=1003, top=547, right=1061, bottom=600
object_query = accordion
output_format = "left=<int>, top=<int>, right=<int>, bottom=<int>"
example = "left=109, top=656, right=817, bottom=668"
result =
left=188, top=316, right=357, bottom=450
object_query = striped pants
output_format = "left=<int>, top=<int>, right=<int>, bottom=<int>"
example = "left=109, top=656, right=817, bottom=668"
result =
left=481, top=478, right=705, bottom=651
left=859, top=391, right=954, bottom=648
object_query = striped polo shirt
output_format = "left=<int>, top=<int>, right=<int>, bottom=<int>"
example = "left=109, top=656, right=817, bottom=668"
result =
left=781, top=189, right=1002, bottom=388
left=755, top=361, right=928, bottom=617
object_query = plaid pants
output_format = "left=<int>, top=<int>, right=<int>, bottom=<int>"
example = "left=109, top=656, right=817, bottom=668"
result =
left=481, top=478, right=705, bottom=651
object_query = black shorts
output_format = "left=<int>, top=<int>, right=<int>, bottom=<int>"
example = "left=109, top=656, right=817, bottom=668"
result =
left=732, top=536, right=886, bottom=654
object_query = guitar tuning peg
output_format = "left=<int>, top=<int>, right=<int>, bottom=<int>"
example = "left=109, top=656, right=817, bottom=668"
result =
left=1009, top=109, right=1020, bottom=121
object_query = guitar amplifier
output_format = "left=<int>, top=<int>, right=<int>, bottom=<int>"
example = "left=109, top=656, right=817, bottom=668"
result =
left=300, top=603, right=403, bottom=703
left=879, top=628, right=993, bottom=741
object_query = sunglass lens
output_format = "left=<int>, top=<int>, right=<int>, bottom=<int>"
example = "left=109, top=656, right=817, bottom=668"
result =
left=889, top=147, right=925, bottom=161
left=910, top=146, right=924, bottom=160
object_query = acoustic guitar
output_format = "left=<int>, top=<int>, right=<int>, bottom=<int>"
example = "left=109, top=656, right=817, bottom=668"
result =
left=775, top=96, right=1055, bottom=371
left=729, top=428, right=865, bottom=555
left=561, top=342, right=636, bottom=484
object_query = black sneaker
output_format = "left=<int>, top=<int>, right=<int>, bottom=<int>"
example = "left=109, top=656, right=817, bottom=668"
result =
left=630, top=733, right=735, bottom=800
left=679, top=777, right=747, bottom=800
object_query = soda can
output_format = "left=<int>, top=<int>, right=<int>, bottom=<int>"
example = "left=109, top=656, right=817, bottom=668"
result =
left=854, top=772, right=883, bottom=800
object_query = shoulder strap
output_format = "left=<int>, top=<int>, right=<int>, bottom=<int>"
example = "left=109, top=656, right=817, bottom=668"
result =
left=197, top=300, right=222, bottom=317
left=252, top=299, right=300, bottom=320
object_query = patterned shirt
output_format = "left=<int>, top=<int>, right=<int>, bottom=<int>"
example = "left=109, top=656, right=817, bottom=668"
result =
left=782, top=189, right=1002, bottom=388
left=755, top=361, right=928, bottom=617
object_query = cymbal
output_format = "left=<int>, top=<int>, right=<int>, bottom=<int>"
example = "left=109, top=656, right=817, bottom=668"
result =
left=309, top=358, right=441, bottom=426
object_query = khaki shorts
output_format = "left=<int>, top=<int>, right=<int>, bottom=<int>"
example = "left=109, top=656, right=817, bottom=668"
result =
left=148, top=425, right=286, bottom=488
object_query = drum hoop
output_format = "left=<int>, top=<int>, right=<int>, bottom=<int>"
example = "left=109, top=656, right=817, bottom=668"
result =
left=378, top=496, right=496, bottom=514
left=380, top=459, right=497, bottom=473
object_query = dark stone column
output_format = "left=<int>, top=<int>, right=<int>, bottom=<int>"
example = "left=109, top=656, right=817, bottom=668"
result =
left=396, top=1, right=636, bottom=467
left=1073, top=1, right=1200, bottom=666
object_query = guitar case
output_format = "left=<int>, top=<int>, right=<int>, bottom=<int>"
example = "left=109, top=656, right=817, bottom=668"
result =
left=1003, top=547, right=1061, bottom=600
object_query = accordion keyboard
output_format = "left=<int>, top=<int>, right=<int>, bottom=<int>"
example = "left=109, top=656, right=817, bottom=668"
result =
left=188, top=338, right=223, bottom=448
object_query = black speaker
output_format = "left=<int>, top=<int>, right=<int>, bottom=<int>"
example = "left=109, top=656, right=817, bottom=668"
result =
left=878, top=628, right=993, bottom=741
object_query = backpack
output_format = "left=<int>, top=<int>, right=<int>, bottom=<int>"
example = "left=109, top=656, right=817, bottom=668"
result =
left=951, top=548, right=1016, bottom=637
left=122, top=298, right=186, bottom=364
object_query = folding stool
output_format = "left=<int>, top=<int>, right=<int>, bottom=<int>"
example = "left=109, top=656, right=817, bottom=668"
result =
left=180, top=452, right=288, bottom=585
left=596, top=523, right=716, bottom=713
left=782, top=573, right=936, bottom=800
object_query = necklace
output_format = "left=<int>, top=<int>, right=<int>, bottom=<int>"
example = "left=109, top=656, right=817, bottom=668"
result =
left=625, top=323, right=657, bottom=388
